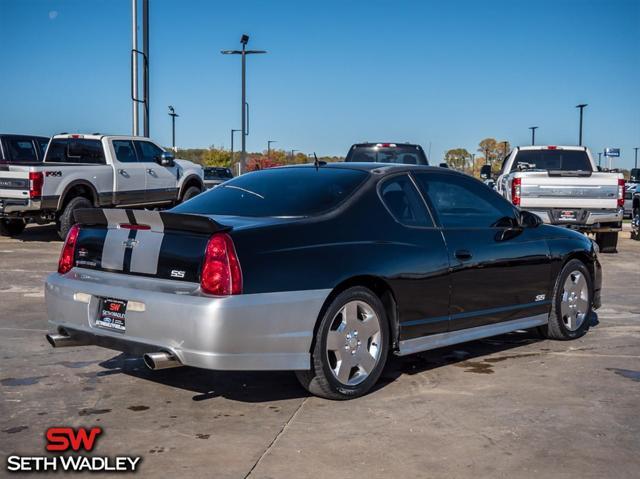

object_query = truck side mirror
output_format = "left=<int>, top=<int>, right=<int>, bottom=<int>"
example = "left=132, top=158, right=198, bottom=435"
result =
left=630, top=168, right=640, bottom=182
left=439, top=162, right=449, bottom=168
left=480, top=164, right=492, bottom=180
left=157, top=151, right=175, bottom=167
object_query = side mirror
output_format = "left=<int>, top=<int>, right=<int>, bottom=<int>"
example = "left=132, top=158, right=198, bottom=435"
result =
left=157, top=151, right=175, bottom=167
left=439, top=162, right=449, bottom=168
left=630, top=168, right=640, bottom=183
left=480, top=164, right=492, bottom=180
left=519, top=210, right=543, bottom=228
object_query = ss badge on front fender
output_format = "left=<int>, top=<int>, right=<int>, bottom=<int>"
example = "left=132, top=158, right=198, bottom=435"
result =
left=535, top=294, right=546, bottom=302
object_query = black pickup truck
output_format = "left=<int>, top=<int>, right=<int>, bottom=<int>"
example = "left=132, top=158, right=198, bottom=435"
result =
left=0, top=134, right=49, bottom=164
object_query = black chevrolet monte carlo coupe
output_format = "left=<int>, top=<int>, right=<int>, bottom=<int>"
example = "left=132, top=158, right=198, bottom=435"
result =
left=45, top=163, right=601, bottom=400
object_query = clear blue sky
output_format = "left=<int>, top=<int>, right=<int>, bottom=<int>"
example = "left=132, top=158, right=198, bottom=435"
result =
left=1, top=0, right=639, bottom=168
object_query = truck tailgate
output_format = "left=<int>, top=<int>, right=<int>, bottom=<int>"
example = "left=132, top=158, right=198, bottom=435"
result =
left=519, top=172, right=619, bottom=209
left=0, top=169, right=30, bottom=199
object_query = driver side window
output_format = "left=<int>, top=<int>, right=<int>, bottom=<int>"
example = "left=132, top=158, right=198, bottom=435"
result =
left=133, top=141, right=163, bottom=163
left=414, top=173, right=516, bottom=228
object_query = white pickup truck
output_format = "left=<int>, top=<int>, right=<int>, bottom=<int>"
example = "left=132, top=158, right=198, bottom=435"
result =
left=493, top=145, right=624, bottom=252
left=0, top=134, right=204, bottom=239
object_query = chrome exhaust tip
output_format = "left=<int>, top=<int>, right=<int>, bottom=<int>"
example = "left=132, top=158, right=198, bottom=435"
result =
left=46, top=333, right=90, bottom=348
left=143, top=352, right=182, bottom=370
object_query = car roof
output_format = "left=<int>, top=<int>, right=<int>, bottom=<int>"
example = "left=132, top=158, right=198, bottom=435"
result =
left=1, top=134, right=49, bottom=141
left=276, top=162, right=450, bottom=175
left=516, top=145, right=588, bottom=151
left=350, top=142, right=424, bottom=148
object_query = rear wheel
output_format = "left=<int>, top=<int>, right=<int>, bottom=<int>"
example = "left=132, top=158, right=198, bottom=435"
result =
left=57, top=196, right=92, bottom=240
left=632, top=208, right=640, bottom=241
left=0, top=219, right=26, bottom=237
left=541, top=259, right=593, bottom=340
left=595, top=231, right=618, bottom=253
left=181, top=186, right=201, bottom=203
left=295, top=286, right=389, bottom=400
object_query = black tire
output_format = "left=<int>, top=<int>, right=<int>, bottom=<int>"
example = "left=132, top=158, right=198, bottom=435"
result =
left=595, top=231, right=618, bottom=253
left=0, top=219, right=26, bottom=237
left=295, top=286, right=389, bottom=400
left=541, top=259, right=593, bottom=340
left=631, top=208, right=640, bottom=241
left=57, top=196, right=92, bottom=240
left=181, top=186, right=201, bottom=203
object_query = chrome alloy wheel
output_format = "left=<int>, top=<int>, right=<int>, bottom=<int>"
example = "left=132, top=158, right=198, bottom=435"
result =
left=561, top=270, right=590, bottom=331
left=325, top=300, right=382, bottom=386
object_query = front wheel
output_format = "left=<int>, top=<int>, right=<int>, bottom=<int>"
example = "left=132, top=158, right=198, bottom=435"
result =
left=180, top=186, right=201, bottom=203
left=0, top=219, right=26, bottom=237
left=295, top=286, right=389, bottom=400
left=541, top=259, right=593, bottom=340
left=631, top=208, right=640, bottom=241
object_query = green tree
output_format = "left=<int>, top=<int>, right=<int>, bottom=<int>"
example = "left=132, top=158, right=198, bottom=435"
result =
left=444, top=148, right=471, bottom=170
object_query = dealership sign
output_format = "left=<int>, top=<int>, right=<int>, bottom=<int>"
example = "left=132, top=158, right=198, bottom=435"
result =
left=604, top=148, right=620, bottom=157
left=5, top=427, right=141, bottom=473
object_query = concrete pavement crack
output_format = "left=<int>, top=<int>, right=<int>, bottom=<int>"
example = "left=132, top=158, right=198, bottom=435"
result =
left=244, top=397, right=308, bottom=478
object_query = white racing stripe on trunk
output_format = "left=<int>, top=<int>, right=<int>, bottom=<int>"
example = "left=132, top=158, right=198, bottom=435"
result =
left=132, top=210, right=165, bottom=232
left=130, top=229, right=164, bottom=275
left=101, top=228, right=130, bottom=270
left=103, top=209, right=130, bottom=227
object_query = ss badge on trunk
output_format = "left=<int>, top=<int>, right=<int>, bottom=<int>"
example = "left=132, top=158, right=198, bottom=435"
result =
left=170, top=270, right=185, bottom=279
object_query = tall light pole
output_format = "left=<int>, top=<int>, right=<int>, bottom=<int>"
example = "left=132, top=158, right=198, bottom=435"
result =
left=267, top=140, right=277, bottom=160
left=290, top=149, right=298, bottom=163
left=470, top=153, right=476, bottom=176
left=598, top=152, right=602, bottom=168
left=168, top=106, right=178, bottom=151
left=634, top=147, right=639, bottom=169
left=576, top=103, right=588, bottom=146
left=230, top=129, right=241, bottom=170
left=221, top=34, right=267, bottom=174
left=501, top=141, right=508, bottom=160
left=529, top=126, right=538, bottom=145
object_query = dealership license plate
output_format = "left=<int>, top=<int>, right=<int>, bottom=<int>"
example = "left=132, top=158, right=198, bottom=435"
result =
left=559, top=210, right=577, bottom=221
left=96, top=298, right=128, bottom=333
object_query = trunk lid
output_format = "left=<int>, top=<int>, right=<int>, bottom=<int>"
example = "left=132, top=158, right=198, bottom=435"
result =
left=517, top=171, right=621, bottom=209
left=72, top=208, right=228, bottom=283
left=0, top=166, right=31, bottom=199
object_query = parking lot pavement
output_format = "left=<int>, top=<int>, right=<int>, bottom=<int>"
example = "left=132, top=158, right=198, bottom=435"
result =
left=1, top=225, right=639, bottom=478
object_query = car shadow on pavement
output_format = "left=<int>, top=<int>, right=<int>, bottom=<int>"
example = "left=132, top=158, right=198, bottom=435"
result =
left=98, top=354, right=309, bottom=402
left=97, top=329, right=546, bottom=402
left=11, top=224, right=60, bottom=242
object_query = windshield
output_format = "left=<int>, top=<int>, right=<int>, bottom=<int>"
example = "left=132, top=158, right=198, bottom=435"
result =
left=204, top=167, right=233, bottom=180
left=172, top=167, right=368, bottom=217
left=45, top=138, right=105, bottom=164
left=511, top=150, right=592, bottom=172
left=345, top=145, right=428, bottom=165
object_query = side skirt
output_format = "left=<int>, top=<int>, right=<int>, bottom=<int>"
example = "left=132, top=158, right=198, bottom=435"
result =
left=396, top=314, right=548, bottom=356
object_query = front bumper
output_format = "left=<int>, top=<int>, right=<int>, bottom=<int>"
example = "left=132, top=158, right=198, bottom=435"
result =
left=526, top=208, right=623, bottom=231
left=45, top=269, right=330, bottom=371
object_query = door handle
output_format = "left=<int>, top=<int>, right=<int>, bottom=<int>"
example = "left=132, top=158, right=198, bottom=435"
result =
left=118, top=169, right=129, bottom=177
left=455, top=249, right=473, bottom=261
left=146, top=168, right=156, bottom=176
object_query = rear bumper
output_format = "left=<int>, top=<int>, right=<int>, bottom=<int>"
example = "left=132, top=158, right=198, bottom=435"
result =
left=45, top=269, right=330, bottom=371
left=525, top=208, right=623, bottom=231
left=0, top=197, right=40, bottom=216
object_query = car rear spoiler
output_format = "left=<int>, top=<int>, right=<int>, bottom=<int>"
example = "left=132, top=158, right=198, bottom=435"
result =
left=73, top=208, right=228, bottom=235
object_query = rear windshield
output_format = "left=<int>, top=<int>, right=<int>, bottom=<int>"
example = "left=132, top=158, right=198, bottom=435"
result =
left=345, top=144, right=428, bottom=165
left=173, top=167, right=368, bottom=217
left=3, top=137, right=39, bottom=163
left=204, top=167, right=233, bottom=180
left=511, top=150, right=592, bottom=172
left=45, top=138, right=105, bottom=164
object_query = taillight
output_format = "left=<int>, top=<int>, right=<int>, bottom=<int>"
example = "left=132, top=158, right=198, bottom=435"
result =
left=58, top=224, right=80, bottom=274
left=511, top=177, right=522, bottom=206
left=201, top=232, right=242, bottom=295
left=617, top=179, right=625, bottom=208
left=29, top=172, right=43, bottom=199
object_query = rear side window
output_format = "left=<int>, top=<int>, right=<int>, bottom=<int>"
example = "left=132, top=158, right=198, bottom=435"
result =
left=414, top=173, right=516, bottom=228
left=37, top=138, right=49, bottom=158
left=4, top=138, right=38, bottom=163
left=379, top=175, right=432, bottom=227
left=173, top=167, right=367, bottom=217
left=113, top=140, right=138, bottom=163
left=45, top=139, right=105, bottom=164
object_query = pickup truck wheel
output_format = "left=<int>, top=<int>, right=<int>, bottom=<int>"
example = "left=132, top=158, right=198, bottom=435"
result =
left=295, top=287, right=389, bottom=400
left=541, top=259, right=593, bottom=341
left=631, top=209, right=640, bottom=241
left=57, top=196, right=92, bottom=240
left=181, top=186, right=201, bottom=203
left=595, top=232, right=618, bottom=253
left=0, top=219, right=26, bottom=237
